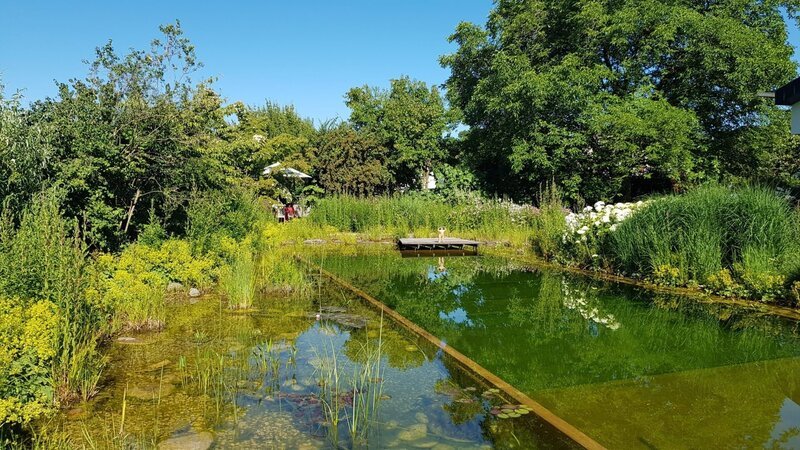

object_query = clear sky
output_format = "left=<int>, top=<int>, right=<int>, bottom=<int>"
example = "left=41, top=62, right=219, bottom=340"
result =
left=1, top=1, right=798, bottom=122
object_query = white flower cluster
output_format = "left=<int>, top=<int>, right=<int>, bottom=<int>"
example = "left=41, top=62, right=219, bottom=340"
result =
left=561, top=278, right=620, bottom=331
left=563, top=200, right=646, bottom=243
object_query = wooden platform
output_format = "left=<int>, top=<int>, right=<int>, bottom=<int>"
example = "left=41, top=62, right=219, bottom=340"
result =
left=397, top=237, right=480, bottom=252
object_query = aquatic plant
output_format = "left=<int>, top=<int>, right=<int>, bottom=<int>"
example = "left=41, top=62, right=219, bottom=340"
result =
left=220, top=246, right=257, bottom=310
left=314, top=314, right=386, bottom=447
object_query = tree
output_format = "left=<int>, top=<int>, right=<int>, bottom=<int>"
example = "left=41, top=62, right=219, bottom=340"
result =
left=315, top=124, right=392, bottom=196
left=346, top=76, right=451, bottom=190
left=442, top=0, right=800, bottom=202
left=0, top=88, right=53, bottom=214
left=30, top=21, right=227, bottom=249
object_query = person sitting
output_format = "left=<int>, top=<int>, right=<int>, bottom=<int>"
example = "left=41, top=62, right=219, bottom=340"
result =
left=284, top=203, right=296, bottom=221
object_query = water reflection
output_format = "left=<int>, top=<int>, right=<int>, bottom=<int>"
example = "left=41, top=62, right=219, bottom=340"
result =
left=315, top=250, right=800, bottom=448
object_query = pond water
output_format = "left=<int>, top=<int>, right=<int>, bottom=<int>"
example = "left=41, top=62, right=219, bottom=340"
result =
left=313, top=248, right=800, bottom=449
left=51, top=269, right=575, bottom=449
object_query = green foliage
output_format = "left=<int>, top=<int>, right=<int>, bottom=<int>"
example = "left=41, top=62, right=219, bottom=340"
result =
left=0, top=298, right=58, bottom=426
left=442, top=0, right=799, bottom=201
left=0, top=88, right=52, bottom=215
left=528, top=183, right=566, bottom=260
left=346, top=76, right=451, bottom=189
left=186, top=188, right=269, bottom=255
left=0, top=195, right=107, bottom=427
left=220, top=243, right=256, bottom=310
left=609, top=184, right=800, bottom=302
left=308, top=194, right=536, bottom=244
left=27, top=22, right=227, bottom=249
left=315, top=124, right=392, bottom=196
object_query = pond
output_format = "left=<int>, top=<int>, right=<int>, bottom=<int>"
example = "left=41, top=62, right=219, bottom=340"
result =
left=312, top=248, right=800, bottom=449
left=51, top=263, right=576, bottom=449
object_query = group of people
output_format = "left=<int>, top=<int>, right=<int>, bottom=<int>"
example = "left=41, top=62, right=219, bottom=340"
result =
left=273, top=202, right=306, bottom=222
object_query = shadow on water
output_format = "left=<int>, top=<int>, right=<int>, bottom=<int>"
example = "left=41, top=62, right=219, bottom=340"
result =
left=47, top=271, right=577, bottom=449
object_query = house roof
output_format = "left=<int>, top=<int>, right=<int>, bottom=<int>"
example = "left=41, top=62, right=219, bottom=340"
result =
left=776, top=76, right=800, bottom=106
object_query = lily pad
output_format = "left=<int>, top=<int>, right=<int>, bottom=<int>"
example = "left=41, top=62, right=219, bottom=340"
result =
left=515, top=408, right=529, bottom=415
left=497, top=413, right=509, bottom=419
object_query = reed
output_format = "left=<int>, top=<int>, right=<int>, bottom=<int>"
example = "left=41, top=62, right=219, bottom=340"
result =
left=308, top=194, right=536, bottom=244
left=220, top=247, right=257, bottom=310
left=610, top=184, right=800, bottom=300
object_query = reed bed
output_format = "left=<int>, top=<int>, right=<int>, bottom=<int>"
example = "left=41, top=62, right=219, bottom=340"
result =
left=308, top=194, right=537, bottom=245
left=609, top=184, right=800, bottom=300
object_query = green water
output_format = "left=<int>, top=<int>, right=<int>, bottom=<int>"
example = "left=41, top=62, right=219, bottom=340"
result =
left=52, top=273, right=574, bottom=449
left=314, top=249, right=800, bottom=449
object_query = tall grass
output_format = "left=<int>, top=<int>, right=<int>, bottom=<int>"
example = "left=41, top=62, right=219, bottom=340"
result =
left=610, top=184, right=800, bottom=300
left=220, top=247, right=257, bottom=310
left=308, top=194, right=536, bottom=243
left=529, top=183, right=567, bottom=260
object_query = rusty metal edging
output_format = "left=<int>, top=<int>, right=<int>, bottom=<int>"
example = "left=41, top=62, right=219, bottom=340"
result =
left=296, top=255, right=606, bottom=450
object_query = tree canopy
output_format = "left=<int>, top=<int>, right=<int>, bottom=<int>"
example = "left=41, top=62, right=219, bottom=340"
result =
left=441, top=0, right=800, bottom=201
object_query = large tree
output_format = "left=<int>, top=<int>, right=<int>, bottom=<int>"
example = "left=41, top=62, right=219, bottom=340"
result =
left=442, top=0, right=800, bottom=202
left=346, top=76, right=451, bottom=190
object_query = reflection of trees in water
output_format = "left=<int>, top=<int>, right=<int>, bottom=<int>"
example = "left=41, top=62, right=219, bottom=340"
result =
left=321, top=253, right=800, bottom=391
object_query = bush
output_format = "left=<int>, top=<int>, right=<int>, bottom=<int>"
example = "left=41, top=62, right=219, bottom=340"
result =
left=187, top=187, right=270, bottom=255
left=0, top=297, right=58, bottom=426
left=609, top=184, right=800, bottom=302
left=0, top=195, right=108, bottom=427
left=91, top=239, right=218, bottom=329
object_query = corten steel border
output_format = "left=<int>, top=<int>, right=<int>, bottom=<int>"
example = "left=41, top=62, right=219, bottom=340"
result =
left=296, top=255, right=606, bottom=450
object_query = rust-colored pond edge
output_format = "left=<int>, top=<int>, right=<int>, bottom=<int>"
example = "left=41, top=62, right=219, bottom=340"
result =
left=295, top=255, right=606, bottom=450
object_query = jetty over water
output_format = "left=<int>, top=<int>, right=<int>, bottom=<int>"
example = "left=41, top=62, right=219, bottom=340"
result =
left=397, top=237, right=480, bottom=252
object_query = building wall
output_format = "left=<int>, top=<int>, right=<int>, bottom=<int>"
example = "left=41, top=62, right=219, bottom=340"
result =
left=793, top=103, right=800, bottom=135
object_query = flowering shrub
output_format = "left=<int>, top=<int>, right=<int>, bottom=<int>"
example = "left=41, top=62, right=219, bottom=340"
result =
left=560, top=200, right=647, bottom=266
left=0, top=297, right=59, bottom=426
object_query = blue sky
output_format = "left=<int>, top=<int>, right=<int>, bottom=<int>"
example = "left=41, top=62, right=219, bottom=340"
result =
left=1, top=1, right=798, bottom=122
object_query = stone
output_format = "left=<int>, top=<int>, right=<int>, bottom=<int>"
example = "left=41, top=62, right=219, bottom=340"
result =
left=188, top=287, right=202, bottom=298
left=127, top=382, right=175, bottom=400
left=397, top=423, right=427, bottom=441
left=415, top=412, right=429, bottom=424
left=158, top=430, right=213, bottom=450
left=431, top=445, right=456, bottom=450
left=117, top=336, right=141, bottom=344
left=303, top=239, right=326, bottom=245
left=413, top=442, right=438, bottom=449
left=166, top=281, right=184, bottom=292
left=143, top=359, right=170, bottom=372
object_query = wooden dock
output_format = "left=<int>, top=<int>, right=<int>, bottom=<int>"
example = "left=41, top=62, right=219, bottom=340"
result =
left=397, top=237, right=480, bottom=252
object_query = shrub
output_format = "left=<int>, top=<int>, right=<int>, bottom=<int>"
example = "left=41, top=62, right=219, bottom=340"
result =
left=90, top=239, right=217, bottom=330
left=610, top=184, right=800, bottom=302
left=187, top=188, right=269, bottom=255
left=0, top=195, right=107, bottom=424
left=560, top=200, right=648, bottom=267
left=0, top=297, right=58, bottom=426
